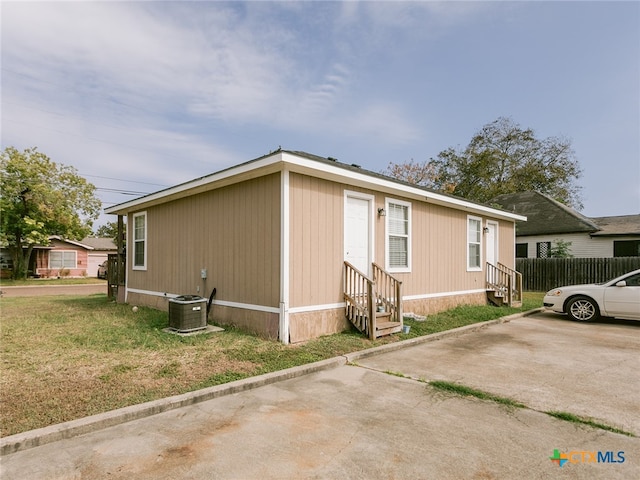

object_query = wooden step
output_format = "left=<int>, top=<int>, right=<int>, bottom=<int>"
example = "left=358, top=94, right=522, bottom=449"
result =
left=486, top=290, right=504, bottom=307
left=375, top=321, right=403, bottom=337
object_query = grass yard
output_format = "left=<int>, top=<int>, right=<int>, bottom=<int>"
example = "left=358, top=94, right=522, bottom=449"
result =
left=0, top=292, right=544, bottom=437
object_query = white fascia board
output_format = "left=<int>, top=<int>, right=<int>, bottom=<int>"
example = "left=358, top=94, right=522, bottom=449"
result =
left=105, top=150, right=526, bottom=223
left=280, top=153, right=527, bottom=223
left=104, top=152, right=285, bottom=215
left=48, top=235, right=95, bottom=250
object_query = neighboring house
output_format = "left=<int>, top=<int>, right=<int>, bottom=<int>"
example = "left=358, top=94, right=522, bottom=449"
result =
left=30, top=236, right=88, bottom=278
left=105, top=150, right=525, bottom=344
left=491, top=191, right=640, bottom=258
left=17, top=236, right=117, bottom=278
left=80, top=236, right=118, bottom=277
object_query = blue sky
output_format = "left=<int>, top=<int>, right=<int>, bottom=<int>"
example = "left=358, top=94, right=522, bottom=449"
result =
left=2, top=1, right=638, bottom=228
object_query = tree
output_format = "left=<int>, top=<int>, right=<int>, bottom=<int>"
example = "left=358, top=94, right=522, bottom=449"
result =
left=385, top=117, right=583, bottom=209
left=550, top=239, right=573, bottom=258
left=95, top=221, right=126, bottom=247
left=95, top=222, right=116, bottom=239
left=0, top=147, right=101, bottom=279
left=383, top=158, right=437, bottom=188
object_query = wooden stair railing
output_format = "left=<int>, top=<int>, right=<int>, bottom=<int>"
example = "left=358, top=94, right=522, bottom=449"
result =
left=344, top=262, right=403, bottom=339
left=344, top=261, right=376, bottom=339
left=498, top=262, right=523, bottom=307
left=486, top=262, right=523, bottom=307
left=372, top=263, right=403, bottom=325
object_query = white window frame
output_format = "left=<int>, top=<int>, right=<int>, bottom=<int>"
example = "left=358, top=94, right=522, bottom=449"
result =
left=385, top=198, right=411, bottom=273
left=132, top=211, right=147, bottom=270
left=49, top=250, right=77, bottom=269
left=467, top=215, right=482, bottom=271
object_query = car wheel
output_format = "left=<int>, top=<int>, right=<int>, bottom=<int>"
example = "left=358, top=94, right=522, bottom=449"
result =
left=566, top=296, right=600, bottom=322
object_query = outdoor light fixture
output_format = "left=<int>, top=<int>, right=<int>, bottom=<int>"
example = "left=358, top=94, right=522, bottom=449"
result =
left=483, top=227, right=490, bottom=234
left=378, top=208, right=386, bottom=217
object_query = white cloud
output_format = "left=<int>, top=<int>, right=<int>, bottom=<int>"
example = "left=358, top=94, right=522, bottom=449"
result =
left=2, top=1, right=637, bottom=219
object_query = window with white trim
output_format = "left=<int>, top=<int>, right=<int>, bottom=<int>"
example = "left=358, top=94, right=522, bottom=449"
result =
left=49, top=251, right=77, bottom=269
left=133, top=212, right=147, bottom=269
left=467, top=216, right=482, bottom=271
left=386, top=199, right=411, bottom=272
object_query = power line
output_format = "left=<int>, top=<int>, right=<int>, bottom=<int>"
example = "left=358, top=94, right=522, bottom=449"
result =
left=83, top=174, right=168, bottom=188
left=95, top=187, right=150, bottom=196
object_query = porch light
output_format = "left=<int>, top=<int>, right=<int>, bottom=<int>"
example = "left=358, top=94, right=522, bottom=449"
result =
left=378, top=208, right=386, bottom=217
left=483, top=227, right=490, bottom=234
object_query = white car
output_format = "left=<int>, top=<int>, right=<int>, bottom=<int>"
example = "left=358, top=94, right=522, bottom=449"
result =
left=543, top=269, right=640, bottom=322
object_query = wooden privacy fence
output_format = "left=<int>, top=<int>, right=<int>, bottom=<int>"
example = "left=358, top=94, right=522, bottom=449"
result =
left=107, top=253, right=126, bottom=299
left=516, top=257, right=640, bottom=292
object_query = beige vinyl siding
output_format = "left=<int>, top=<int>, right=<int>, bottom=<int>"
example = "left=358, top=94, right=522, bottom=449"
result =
left=387, top=200, right=485, bottom=296
left=127, top=173, right=280, bottom=308
left=498, top=221, right=515, bottom=267
left=289, top=173, right=344, bottom=308
left=288, top=173, right=515, bottom=309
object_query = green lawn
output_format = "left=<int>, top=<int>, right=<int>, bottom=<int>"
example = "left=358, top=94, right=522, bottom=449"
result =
left=0, top=292, right=543, bottom=437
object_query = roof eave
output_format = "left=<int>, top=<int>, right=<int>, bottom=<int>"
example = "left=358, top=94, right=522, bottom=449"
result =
left=105, top=151, right=526, bottom=222
left=283, top=153, right=526, bottom=222
left=104, top=152, right=284, bottom=215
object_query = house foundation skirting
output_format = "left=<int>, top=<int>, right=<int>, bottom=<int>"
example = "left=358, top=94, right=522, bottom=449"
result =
left=289, top=308, right=350, bottom=344
left=211, top=304, right=280, bottom=340
left=127, top=291, right=171, bottom=311
left=125, top=290, right=486, bottom=342
left=403, top=291, right=486, bottom=316
left=126, top=291, right=279, bottom=339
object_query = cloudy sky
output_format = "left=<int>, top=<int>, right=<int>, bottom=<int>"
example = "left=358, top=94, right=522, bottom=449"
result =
left=2, top=1, right=638, bottom=228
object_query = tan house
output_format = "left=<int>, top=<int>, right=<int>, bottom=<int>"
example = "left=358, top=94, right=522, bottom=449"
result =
left=105, top=150, right=526, bottom=344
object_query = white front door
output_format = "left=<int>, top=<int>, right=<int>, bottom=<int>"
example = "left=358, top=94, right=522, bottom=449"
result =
left=345, top=194, right=373, bottom=275
left=485, top=221, right=498, bottom=267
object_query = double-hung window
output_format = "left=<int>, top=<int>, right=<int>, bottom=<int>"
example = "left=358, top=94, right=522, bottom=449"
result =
left=49, top=251, right=77, bottom=269
left=133, top=211, right=147, bottom=270
left=386, top=199, right=411, bottom=272
left=467, top=216, right=482, bottom=271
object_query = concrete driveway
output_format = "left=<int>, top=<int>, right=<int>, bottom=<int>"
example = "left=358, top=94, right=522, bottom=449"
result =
left=1, top=312, right=638, bottom=479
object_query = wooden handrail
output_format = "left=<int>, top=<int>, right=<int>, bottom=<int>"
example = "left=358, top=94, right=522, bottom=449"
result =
left=497, top=262, right=523, bottom=304
left=344, top=262, right=404, bottom=339
left=344, top=261, right=376, bottom=339
left=372, top=263, right=403, bottom=325
left=487, top=262, right=522, bottom=306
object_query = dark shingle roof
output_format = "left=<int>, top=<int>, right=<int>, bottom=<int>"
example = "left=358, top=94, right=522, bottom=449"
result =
left=491, top=191, right=599, bottom=236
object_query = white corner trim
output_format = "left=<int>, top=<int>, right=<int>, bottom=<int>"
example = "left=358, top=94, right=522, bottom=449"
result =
left=280, top=169, right=290, bottom=344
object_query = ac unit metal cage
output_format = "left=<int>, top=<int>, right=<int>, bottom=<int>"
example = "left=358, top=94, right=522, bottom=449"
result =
left=168, top=295, right=207, bottom=332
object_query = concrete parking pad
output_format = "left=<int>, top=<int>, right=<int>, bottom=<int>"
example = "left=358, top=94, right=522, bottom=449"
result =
left=1, top=364, right=637, bottom=480
left=354, top=312, right=640, bottom=436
